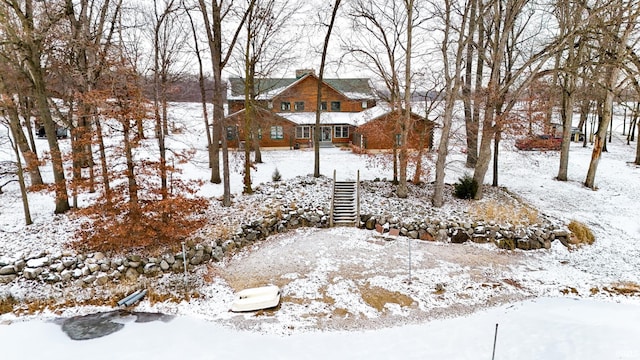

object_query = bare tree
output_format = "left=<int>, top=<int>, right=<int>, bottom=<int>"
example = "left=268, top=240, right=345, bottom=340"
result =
left=183, top=1, right=215, bottom=171
left=584, top=1, right=640, bottom=188
left=198, top=0, right=256, bottom=206
left=0, top=59, right=43, bottom=186
left=462, top=0, right=480, bottom=168
left=0, top=76, right=33, bottom=224
left=346, top=0, right=429, bottom=195
left=431, top=0, right=470, bottom=207
left=314, top=0, right=342, bottom=178
left=472, top=0, right=558, bottom=199
left=0, top=0, right=70, bottom=213
left=147, top=0, right=189, bottom=200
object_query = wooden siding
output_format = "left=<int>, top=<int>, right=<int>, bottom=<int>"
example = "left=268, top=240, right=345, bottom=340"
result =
left=229, top=76, right=376, bottom=114
left=354, top=112, right=434, bottom=150
left=226, top=108, right=297, bottom=149
left=273, top=76, right=371, bottom=113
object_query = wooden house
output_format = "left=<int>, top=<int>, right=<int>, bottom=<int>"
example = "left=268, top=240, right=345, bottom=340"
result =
left=225, top=70, right=433, bottom=151
left=227, top=70, right=376, bottom=148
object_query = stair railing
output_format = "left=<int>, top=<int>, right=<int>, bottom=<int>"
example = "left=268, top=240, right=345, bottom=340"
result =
left=329, top=169, right=336, bottom=227
left=355, top=170, right=360, bottom=228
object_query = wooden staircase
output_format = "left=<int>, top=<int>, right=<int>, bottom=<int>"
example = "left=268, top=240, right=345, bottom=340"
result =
left=330, top=171, right=360, bottom=227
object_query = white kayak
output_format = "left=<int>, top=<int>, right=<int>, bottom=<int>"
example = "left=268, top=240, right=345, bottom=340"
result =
left=230, top=285, right=281, bottom=312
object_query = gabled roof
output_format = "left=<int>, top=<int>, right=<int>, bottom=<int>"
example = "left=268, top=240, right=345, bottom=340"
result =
left=227, top=73, right=375, bottom=101
left=278, top=103, right=429, bottom=127
left=225, top=106, right=297, bottom=125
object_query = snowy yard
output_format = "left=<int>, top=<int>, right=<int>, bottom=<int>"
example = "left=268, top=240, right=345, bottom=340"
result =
left=1, top=102, right=639, bottom=359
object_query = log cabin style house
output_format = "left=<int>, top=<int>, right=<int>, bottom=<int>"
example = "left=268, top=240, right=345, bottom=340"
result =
left=225, top=70, right=433, bottom=151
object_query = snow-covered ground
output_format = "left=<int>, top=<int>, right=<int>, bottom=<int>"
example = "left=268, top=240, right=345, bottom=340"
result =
left=1, top=102, right=639, bottom=358
left=2, top=297, right=639, bottom=359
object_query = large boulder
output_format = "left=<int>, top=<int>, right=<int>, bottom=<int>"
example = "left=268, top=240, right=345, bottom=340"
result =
left=451, top=230, right=470, bottom=244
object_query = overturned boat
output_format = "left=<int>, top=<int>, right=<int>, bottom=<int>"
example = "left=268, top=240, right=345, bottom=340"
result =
left=230, top=285, right=281, bottom=312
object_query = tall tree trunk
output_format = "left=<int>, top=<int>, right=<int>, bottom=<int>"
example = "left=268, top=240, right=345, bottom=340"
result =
left=463, top=0, right=477, bottom=168
left=315, top=0, right=342, bottom=178
left=585, top=67, right=619, bottom=189
left=19, top=96, right=39, bottom=170
left=412, top=125, right=428, bottom=184
left=94, top=116, right=111, bottom=203
left=185, top=6, right=214, bottom=170
left=9, top=121, right=32, bottom=225
left=470, top=7, right=485, bottom=167
left=197, top=0, right=222, bottom=184
left=473, top=105, right=496, bottom=199
left=392, top=141, right=398, bottom=184
left=432, top=0, right=469, bottom=207
left=635, top=120, right=640, bottom=164
left=32, top=72, right=70, bottom=213
left=252, top=123, right=262, bottom=163
left=243, top=23, right=254, bottom=194
left=6, top=102, right=43, bottom=186
left=557, top=74, right=575, bottom=181
left=122, top=121, right=139, bottom=218
left=492, top=130, right=500, bottom=186
left=397, top=0, right=414, bottom=199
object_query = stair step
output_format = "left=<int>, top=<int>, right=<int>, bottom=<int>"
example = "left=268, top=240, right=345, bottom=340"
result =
left=331, top=178, right=359, bottom=227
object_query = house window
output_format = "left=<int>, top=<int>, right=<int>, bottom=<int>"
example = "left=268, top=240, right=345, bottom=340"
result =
left=267, top=102, right=273, bottom=109
left=395, top=134, right=402, bottom=146
left=270, top=125, right=284, bottom=139
left=320, top=102, right=327, bottom=111
left=331, top=101, right=341, bottom=111
left=334, top=126, right=349, bottom=138
left=280, top=102, right=291, bottom=111
left=226, top=126, right=237, bottom=140
left=294, top=101, right=305, bottom=111
left=296, top=126, right=310, bottom=139
left=362, top=101, right=368, bottom=109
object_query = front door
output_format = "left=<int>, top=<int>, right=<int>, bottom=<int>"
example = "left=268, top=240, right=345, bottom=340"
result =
left=321, top=126, right=332, bottom=142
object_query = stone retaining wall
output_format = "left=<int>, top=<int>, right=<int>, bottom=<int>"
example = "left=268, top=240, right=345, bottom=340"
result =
left=0, top=206, right=571, bottom=287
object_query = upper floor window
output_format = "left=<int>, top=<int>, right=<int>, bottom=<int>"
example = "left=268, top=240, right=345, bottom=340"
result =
left=226, top=126, right=237, bottom=140
left=331, top=101, right=341, bottom=111
left=270, top=125, right=284, bottom=139
left=294, top=101, right=305, bottom=111
left=320, top=102, right=327, bottom=111
left=334, top=126, right=349, bottom=138
left=362, top=101, right=368, bottom=109
left=280, top=102, right=291, bottom=111
left=296, top=126, right=311, bottom=139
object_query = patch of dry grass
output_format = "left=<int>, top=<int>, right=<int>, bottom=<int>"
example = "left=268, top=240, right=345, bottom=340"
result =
left=560, top=286, right=579, bottom=295
left=502, top=278, right=524, bottom=289
left=567, top=220, right=595, bottom=245
left=603, top=282, right=640, bottom=296
left=332, top=308, right=351, bottom=318
left=0, top=294, right=18, bottom=315
left=2, top=280, right=200, bottom=316
left=469, top=200, right=540, bottom=226
left=359, top=284, right=414, bottom=311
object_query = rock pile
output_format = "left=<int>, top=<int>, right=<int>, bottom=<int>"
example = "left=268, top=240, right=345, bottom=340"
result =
left=0, top=177, right=573, bottom=287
